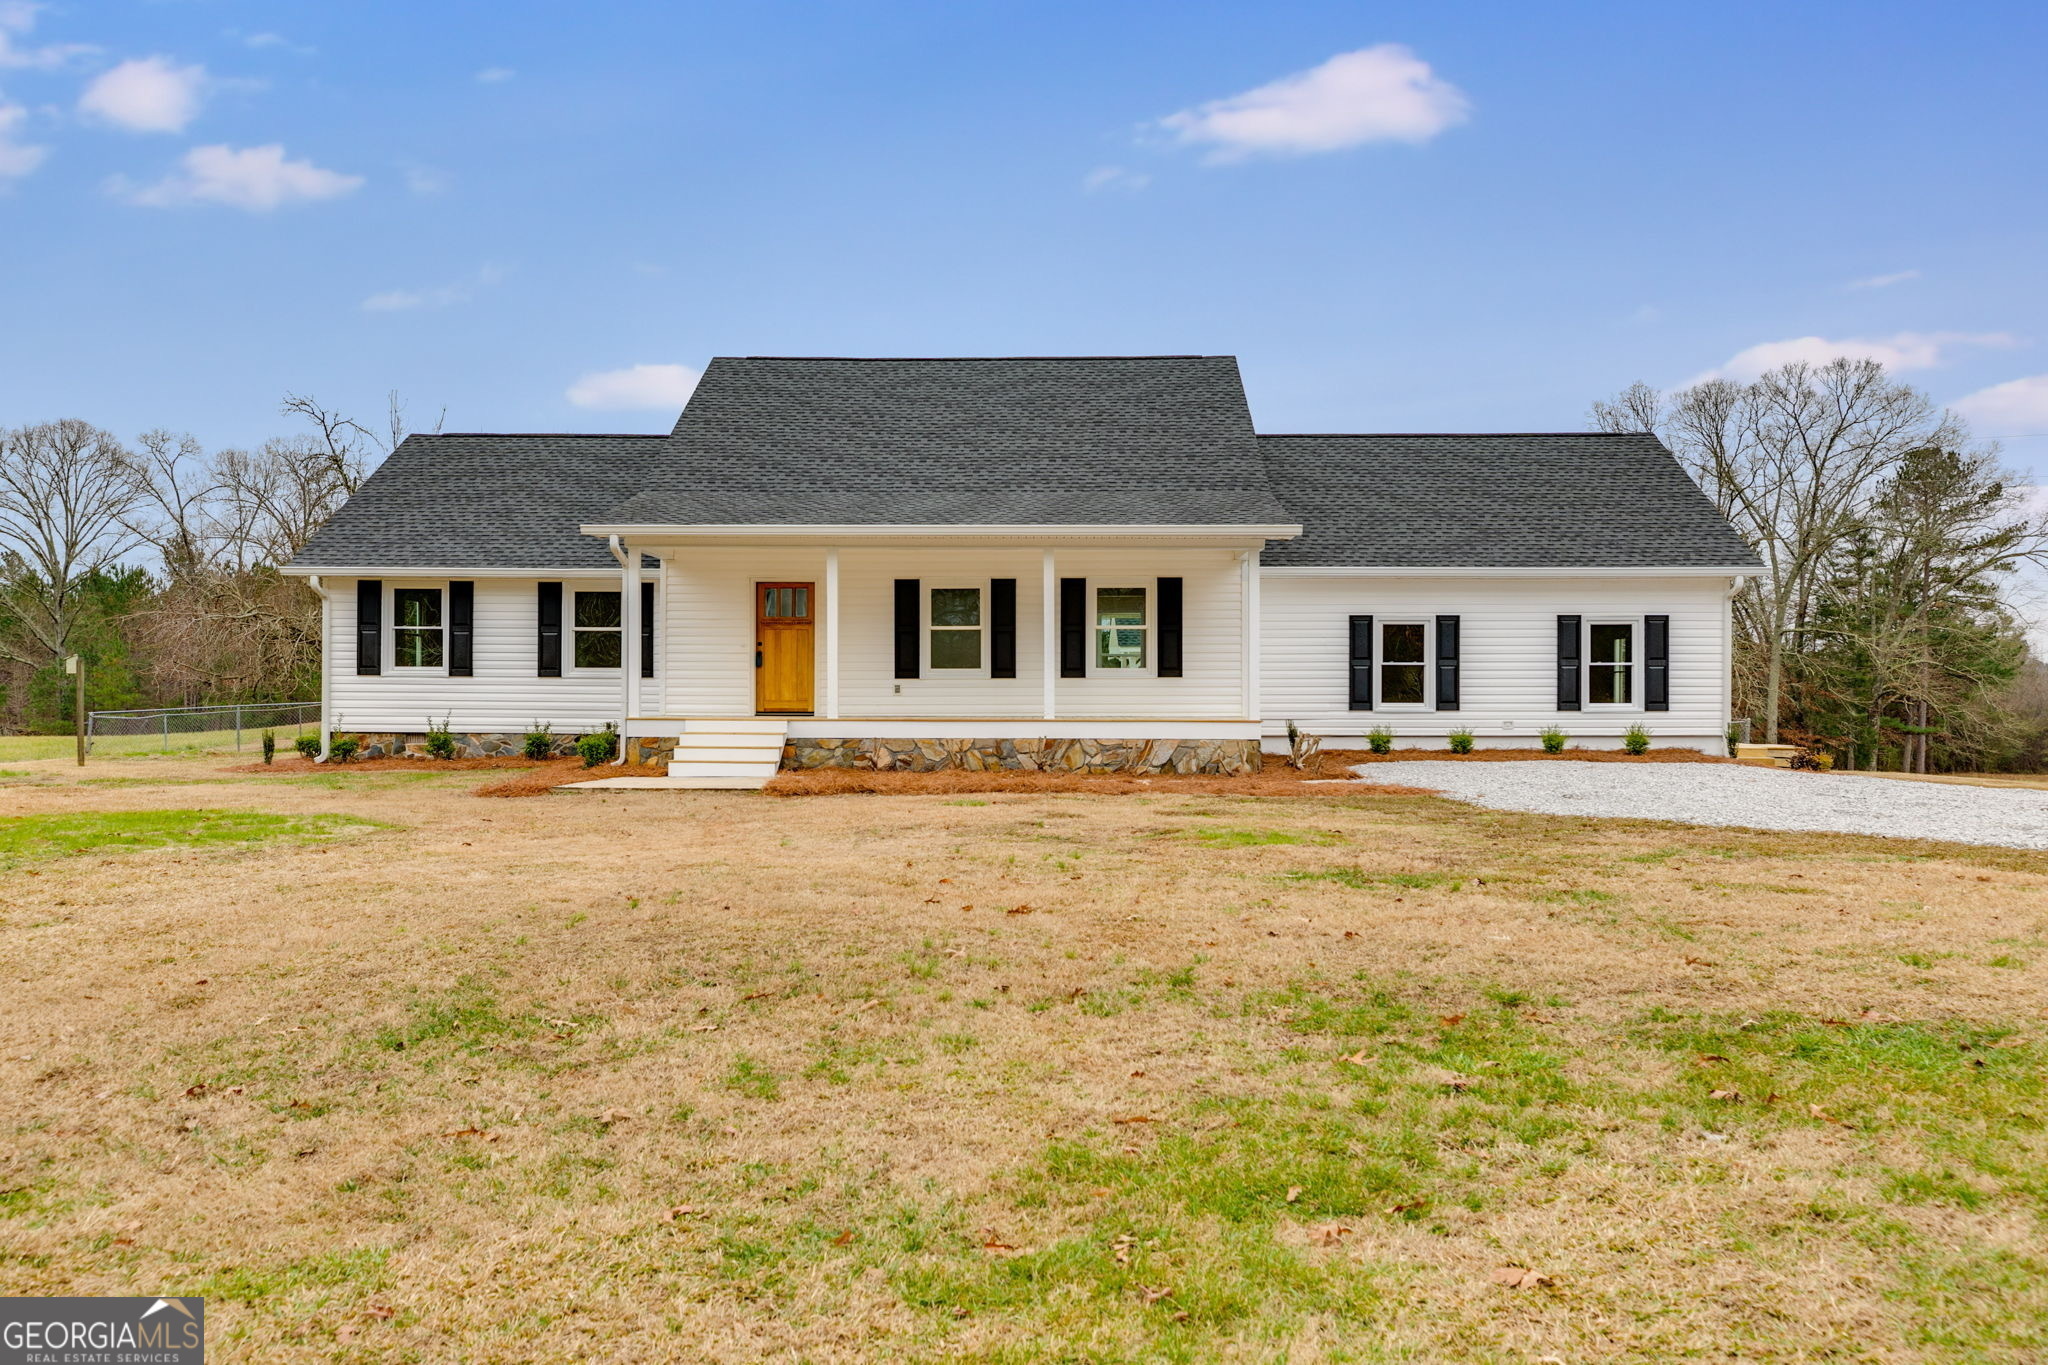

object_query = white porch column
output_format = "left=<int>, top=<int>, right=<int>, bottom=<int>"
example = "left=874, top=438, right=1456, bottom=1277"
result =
left=1241, top=550, right=1260, bottom=724
left=824, top=548, right=840, bottom=720
left=1042, top=549, right=1057, bottom=720
left=310, top=576, right=332, bottom=761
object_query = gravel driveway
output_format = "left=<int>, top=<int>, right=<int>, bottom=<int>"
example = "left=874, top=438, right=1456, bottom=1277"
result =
left=1356, top=760, right=2048, bottom=850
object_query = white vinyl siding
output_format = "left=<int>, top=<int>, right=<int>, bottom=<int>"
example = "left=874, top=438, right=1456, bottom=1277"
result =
left=1260, top=574, right=1733, bottom=751
left=327, top=577, right=628, bottom=733
left=655, top=546, right=1247, bottom=721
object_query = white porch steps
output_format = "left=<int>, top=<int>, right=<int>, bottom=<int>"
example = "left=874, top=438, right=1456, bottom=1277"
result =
left=665, top=718, right=788, bottom=789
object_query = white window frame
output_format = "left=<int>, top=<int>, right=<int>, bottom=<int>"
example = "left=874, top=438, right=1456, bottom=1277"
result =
left=388, top=581, right=447, bottom=675
left=569, top=587, right=625, bottom=674
left=1584, top=617, right=1641, bottom=710
left=1375, top=617, right=1432, bottom=711
left=921, top=580, right=990, bottom=679
left=1086, top=578, right=1155, bottom=679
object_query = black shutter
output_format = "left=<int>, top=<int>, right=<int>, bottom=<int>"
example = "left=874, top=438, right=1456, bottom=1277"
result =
left=1059, top=577, right=1087, bottom=678
left=1348, top=614, right=1373, bottom=710
left=1435, top=614, right=1460, bottom=710
left=1556, top=614, right=1581, bottom=711
left=1157, top=577, right=1183, bottom=678
left=537, top=582, right=562, bottom=677
left=989, top=579, right=1017, bottom=678
left=1644, top=614, right=1669, bottom=711
left=355, top=580, right=381, bottom=675
left=894, top=579, right=920, bottom=679
left=448, top=581, right=473, bottom=677
left=640, top=581, right=655, bottom=679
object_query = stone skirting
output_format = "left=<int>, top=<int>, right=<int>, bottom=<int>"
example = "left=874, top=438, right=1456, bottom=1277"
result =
left=781, top=736, right=1260, bottom=775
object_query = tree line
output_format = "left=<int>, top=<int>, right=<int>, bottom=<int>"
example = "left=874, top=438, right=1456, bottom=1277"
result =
left=0, top=396, right=428, bottom=732
left=1592, top=358, right=2048, bottom=771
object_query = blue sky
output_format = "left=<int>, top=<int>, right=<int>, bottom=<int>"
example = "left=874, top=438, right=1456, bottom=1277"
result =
left=4, top=0, right=2046, bottom=478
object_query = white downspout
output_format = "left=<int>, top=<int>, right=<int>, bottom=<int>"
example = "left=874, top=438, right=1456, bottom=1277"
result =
left=308, top=575, right=333, bottom=761
left=609, top=536, right=637, bottom=765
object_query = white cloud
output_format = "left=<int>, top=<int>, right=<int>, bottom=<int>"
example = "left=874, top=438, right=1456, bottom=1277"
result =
left=79, top=56, right=207, bottom=132
left=474, top=67, right=515, bottom=83
left=566, top=363, right=700, bottom=411
left=402, top=162, right=447, bottom=195
left=117, top=143, right=364, bottom=211
left=0, top=2, right=95, bottom=69
left=1951, top=374, right=2048, bottom=437
left=1158, top=44, right=1468, bottom=161
left=1082, top=164, right=1149, bottom=193
left=0, top=100, right=45, bottom=179
left=360, top=265, right=504, bottom=313
left=1691, top=331, right=2018, bottom=384
left=1846, top=269, right=1919, bottom=290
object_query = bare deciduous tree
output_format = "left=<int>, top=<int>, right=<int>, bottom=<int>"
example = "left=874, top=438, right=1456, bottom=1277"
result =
left=0, top=419, right=141, bottom=666
left=1593, top=359, right=1960, bottom=740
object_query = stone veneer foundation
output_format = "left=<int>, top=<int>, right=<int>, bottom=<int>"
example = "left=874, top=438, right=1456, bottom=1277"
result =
left=339, top=732, right=1258, bottom=775
left=781, top=736, right=1260, bottom=775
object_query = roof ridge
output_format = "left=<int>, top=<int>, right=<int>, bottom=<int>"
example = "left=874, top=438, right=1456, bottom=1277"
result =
left=728, top=354, right=1224, bottom=361
left=423, top=432, right=669, bottom=438
left=1259, top=431, right=1648, bottom=438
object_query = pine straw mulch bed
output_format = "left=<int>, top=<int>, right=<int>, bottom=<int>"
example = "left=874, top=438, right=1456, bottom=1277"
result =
left=761, top=747, right=1730, bottom=798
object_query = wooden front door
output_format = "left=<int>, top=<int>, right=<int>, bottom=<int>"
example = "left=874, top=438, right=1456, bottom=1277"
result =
left=755, top=582, right=815, bottom=714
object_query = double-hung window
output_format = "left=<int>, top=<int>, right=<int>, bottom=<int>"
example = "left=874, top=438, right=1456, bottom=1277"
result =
left=392, top=587, right=444, bottom=668
left=927, top=586, right=984, bottom=671
left=1378, top=620, right=1428, bottom=705
left=573, top=590, right=623, bottom=669
left=1587, top=621, right=1636, bottom=705
left=1094, top=586, right=1148, bottom=670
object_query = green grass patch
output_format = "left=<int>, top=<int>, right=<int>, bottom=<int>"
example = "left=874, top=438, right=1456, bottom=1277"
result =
left=1283, top=867, right=1462, bottom=892
left=0, top=809, right=384, bottom=870
left=1186, top=827, right=1339, bottom=848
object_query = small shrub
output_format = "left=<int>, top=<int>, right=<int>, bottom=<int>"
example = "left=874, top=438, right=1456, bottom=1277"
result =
left=522, top=723, right=556, bottom=761
left=1788, top=747, right=1834, bottom=772
left=1366, top=726, right=1394, bottom=756
left=1622, top=724, right=1652, bottom=756
left=261, top=730, right=277, bottom=765
left=424, top=714, right=458, bottom=760
left=1539, top=726, right=1568, bottom=754
left=1446, top=728, right=1475, bottom=755
left=576, top=728, right=618, bottom=768
left=328, top=735, right=361, bottom=763
left=294, top=735, right=321, bottom=761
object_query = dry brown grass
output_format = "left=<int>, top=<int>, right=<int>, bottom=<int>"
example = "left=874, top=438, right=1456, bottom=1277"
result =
left=2, top=754, right=2044, bottom=1362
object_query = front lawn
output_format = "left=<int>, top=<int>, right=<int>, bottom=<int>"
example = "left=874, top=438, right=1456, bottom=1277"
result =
left=0, top=763, right=2042, bottom=1361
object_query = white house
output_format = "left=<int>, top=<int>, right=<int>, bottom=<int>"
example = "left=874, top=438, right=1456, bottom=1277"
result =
left=283, top=356, right=1758, bottom=785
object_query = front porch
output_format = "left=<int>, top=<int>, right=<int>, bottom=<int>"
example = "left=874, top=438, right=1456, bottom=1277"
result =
left=583, top=524, right=1287, bottom=783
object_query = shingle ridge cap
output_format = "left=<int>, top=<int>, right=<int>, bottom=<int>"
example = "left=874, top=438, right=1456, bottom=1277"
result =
left=1259, top=431, right=1655, bottom=439
left=726, top=353, right=1225, bottom=362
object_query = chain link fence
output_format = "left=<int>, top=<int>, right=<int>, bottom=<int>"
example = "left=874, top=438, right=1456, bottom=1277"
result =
left=85, top=702, right=321, bottom=755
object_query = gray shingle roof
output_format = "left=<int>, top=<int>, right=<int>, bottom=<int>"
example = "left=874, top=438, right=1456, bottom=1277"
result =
left=1259, top=433, right=1760, bottom=569
left=286, top=358, right=1758, bottom=573
left=290, top=434, right=668, bottom=569
left=602, top=354, right=1289, bottom=526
